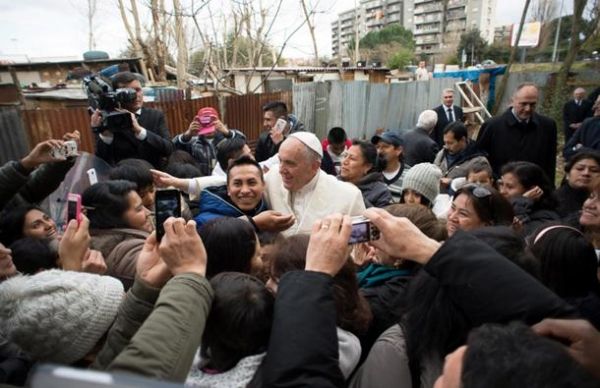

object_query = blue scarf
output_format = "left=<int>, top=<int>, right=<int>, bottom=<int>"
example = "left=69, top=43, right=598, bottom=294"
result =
left=357, top=263, right=412, bottom=288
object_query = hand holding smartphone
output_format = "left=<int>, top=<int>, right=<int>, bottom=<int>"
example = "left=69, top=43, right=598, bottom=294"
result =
left=274, top=118, right=287, bottom=133
left=155, top=189, right=182, bottom=241
left=67, top=193, right=82, bottom=224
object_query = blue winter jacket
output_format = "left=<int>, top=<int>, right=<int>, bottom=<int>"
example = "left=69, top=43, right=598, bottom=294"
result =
left=194, top=185, right=268, bottom=228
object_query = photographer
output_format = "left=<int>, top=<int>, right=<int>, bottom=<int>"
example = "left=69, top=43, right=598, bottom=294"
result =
left=92, top=72, right=174, bottom=169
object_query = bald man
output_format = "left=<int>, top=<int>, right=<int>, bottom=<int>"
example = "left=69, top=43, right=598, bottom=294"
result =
left=476, top=83, right=557, bottom=184
left=563, top=87, right=593, bottom=143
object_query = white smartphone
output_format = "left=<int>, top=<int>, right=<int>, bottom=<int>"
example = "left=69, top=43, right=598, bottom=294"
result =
left=87, top=168, right=98, bottom=185
left=274, top=118, right=287, bottom=133
left=50, top=140, right=78, bottom=159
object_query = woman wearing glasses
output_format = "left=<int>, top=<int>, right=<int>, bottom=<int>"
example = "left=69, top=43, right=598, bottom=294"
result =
left=446, top=184, right=514, bottom=237
left=499, top=161, right=560, bottom=237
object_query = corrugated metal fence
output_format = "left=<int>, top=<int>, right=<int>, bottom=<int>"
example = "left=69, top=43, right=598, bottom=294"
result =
left=11, top=91, right=292, bottom=156
left=293, top=78, right=461, bottom=140
left=0, top=107, right=29, bottom=165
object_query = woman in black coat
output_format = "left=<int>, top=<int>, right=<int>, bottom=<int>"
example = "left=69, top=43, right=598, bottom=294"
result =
left=554, top=151, right=600, bottom=219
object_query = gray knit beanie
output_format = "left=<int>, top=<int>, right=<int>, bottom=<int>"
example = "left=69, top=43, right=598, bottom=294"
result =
left=0, top=269, right=124, bottom=364
left=401, top=163, right=442, bottom=204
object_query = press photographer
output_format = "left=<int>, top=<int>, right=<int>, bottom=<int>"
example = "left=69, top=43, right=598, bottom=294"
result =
left=90, top=71, right=174, bottom=168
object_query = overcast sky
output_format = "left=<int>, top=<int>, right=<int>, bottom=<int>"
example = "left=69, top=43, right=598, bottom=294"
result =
left=0, top=0, right=567, bottom=62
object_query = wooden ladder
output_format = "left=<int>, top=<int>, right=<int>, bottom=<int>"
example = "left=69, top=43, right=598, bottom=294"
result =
left=455, top=81, right=492, bottom=125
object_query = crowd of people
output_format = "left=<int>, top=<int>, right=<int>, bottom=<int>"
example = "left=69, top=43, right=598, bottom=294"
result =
left=1, top=71, right=600, bottom=387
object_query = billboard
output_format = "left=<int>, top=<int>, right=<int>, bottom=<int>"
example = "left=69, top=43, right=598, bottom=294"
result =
left=510, top=22, right=542, bottom=47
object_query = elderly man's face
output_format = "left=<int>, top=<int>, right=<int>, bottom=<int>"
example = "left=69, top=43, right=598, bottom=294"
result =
left=574, top=88, right=585, bottom=101
left=278, top=138, right=320, bottom=192
left=512, top=85, right=538, bottom=121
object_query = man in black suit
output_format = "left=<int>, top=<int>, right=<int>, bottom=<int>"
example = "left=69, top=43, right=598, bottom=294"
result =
left=476, top=83, right=557, bottom=184
left=431, top=88, right=464, bottom=147
left=563, top=87, right=592, bottom=143
left=92, top=72, right=174, bottom=168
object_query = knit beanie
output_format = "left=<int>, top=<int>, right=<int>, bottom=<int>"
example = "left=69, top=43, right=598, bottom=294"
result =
left=0, top=269, right=124, bottom=364
left=402, top=163, right=442, bottom=204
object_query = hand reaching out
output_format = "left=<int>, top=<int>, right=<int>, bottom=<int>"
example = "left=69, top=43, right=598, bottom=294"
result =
left=305, top=214, right=352, bottom=276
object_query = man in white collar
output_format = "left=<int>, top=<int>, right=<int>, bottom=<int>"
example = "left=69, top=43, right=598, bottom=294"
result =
left=265, top=132, right=366, bottom=236
left=476, top=82, right=557, bottom=184
left=92, top=71, right=174, bottom=168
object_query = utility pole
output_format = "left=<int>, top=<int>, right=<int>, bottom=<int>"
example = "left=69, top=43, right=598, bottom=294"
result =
left=354, top=0, right=360, bottom=64
left=551, top=0, right=565, bottom=63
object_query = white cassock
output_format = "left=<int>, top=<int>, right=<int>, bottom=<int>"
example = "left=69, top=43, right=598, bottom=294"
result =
left=264, top=169, right=366, bottom=236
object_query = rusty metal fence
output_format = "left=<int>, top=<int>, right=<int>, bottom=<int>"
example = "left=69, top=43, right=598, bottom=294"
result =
left=16, top=91, right=292, bottom=155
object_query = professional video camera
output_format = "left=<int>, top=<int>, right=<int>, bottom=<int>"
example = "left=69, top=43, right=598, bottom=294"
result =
left=83, top=74, right=137, bottom=133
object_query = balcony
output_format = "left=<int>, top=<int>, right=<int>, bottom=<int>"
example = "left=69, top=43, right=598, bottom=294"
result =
left=414, top=3, right=442, bottom=15
left=447, top=0, right=466, bottom=10
left=414, top=27, right=440, bottom=36
left=414, top=13, right=441, bottom=24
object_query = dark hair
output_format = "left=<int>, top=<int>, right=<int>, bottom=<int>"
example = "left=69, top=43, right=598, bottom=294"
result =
left=262, top=101, right=288, bottom=118
left=501, top=161, right=557, bottom=209
left=0, top=205, right=43, bottom=246
left=443, top=121, right=468, bottom=141
left=462, top=322, right=597, bottom=387
left=352, top=139, right=379, bottom=173
left=111, top=71, right=142, bottom=88
left=470, top=226, right=540, bottom=278
left=400, top=190, right=432, bottom=208
left=226, top=155, right=264, bottom=185
left=385, top=204, right=447, bottom=242
left=216, top=131, right=248, bottom=171
left=328, top=127, right=347, bottom=144
left=565, top=150, right=600, bottom=173
left=165, top=163, right=203, bottom=179
left=467, top=160, right=494, bottom=180
left=167, top=150, right=203, bottom=170
left=201, top=272, right=274, bottom=372
left=10, top=237, right=57, bottom=274
left=82, top=180, right=138, bottom=229
left=270, top=234, right=372, bottom=335
left=199, top=217, right=258, bottom=279
left=454, top=184, right=514, bottom=226
left=109, top=159, right=154, bottom=192
left=563, top=150, right=600, bottom=187
left=529, top=224, right=599, bottom=298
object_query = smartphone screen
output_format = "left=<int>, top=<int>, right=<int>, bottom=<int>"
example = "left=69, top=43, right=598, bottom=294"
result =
left=155, top=190, right=182, bottom=241
left=67, top=193, right=81, bottom=224
left=274, top=118, right=287, bottom=133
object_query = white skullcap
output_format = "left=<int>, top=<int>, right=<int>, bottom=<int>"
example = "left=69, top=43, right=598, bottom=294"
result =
left=288, top=132, right=323, bottom=158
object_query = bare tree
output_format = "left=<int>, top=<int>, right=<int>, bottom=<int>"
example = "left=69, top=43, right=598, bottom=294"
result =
left=300, top=0, right=319, bottom=66
left=117, top=0, right=149, bottom=79
left=529, top=0, right=557, bottom=22
left=493, top=0, right=532, bottom=114
left=173, top=0, right=188, bottom=89
left=87, top=0, right=97, bottom=50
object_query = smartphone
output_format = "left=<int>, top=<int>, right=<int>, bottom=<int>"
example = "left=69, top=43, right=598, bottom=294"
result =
left=274, top=118, right=287, bottom=133
left=50, top=140, right=78, bottom=159
left=87, top=168, right=98, bottom=185
left=348, top=216, right=380, bottom=245
left=67, top=193, right=82, bottom=224
left=155, top=189, right=182, bottom=242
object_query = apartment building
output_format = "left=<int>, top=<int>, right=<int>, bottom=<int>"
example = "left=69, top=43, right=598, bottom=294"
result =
left=333, top=0, right=496, bottom=61
left=332, top=0, right=404, bottom=58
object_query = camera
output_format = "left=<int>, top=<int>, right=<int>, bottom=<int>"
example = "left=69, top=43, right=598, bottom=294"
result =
left=83, top=75, right=137, bottom=133
left=348, top=216, right=380, bottom=245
